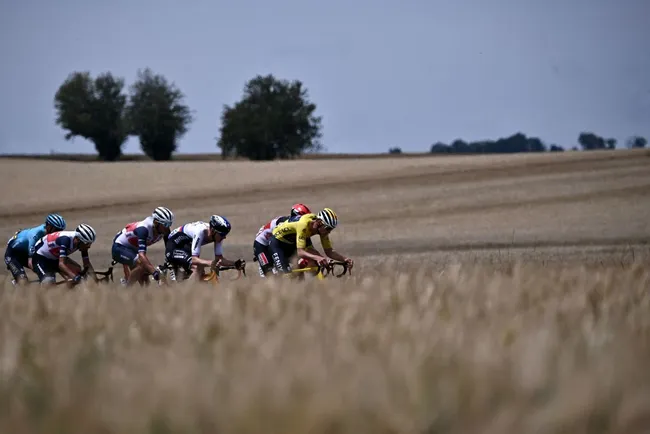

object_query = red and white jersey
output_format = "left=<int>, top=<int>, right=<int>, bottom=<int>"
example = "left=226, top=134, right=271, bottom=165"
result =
left=255, top=215, right=290, bottom=246
left=113, top=216, right=164, bottom=253
left=33, top=231, right=80, bottom=260
left=168, top=221, right=223, bottom=257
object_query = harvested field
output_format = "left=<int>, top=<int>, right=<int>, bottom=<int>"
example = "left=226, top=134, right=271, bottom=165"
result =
left=1, top=149, right=649, bottom=433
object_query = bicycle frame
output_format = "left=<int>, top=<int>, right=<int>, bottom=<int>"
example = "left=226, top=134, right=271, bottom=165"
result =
left=158, top=260, right=246, bottom=285
left=286, top=260, right=351, bottom=280
left=16, top=263, right=114, bottom=288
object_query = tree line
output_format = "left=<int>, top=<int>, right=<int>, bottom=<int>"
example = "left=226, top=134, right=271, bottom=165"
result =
left=423, top=132, right=647, bottom=155
left=54, top=70, right=647, bottom=161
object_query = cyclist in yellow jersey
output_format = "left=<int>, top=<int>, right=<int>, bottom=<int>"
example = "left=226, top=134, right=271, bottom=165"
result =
left=269, top=207, right=353, bottom=274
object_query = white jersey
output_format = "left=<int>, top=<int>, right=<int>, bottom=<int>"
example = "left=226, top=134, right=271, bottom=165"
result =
left=33, top=231, right=81, bottom=260
left=114, top=216, right=164, bottom=253
left=168, top=221, right=223, bottom=257
left=255, top=215, right=290, bottom=246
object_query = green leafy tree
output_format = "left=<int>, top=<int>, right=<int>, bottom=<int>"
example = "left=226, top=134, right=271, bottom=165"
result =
left=127, top=68, right=193, bottom=161
left=626, top=136, right=647, bottom=148
left=54, top=71, right=128, bottom=161
left=605, top=138, right=617, bottom=149
left=217, top=74, right=323, bottom=160
left=430, top=142, right=451, bottom=153
left=578, top=132, right=606, bottom=150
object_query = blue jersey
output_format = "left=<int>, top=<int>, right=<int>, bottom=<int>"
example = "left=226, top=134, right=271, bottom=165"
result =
left=6, top=224, right=47, bottom=257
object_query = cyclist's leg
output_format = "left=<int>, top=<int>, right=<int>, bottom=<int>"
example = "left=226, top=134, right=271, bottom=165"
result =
left=291, top=239, right=321, bottom=275
left=126, top=257, right=152, bottom=286
left=32, top=254, right=58, bottom=286
left=269, top=238, right=296, bottom=274
left=110, top=236, right=135, bottom=282
left=253, top=240, right=274, bottom=277
left=164, top=245, right=192, bottom=280
left=64, top=257, right=83, bottom=275
left=111, top=240, right=137, bottom=271
left=4, top=246, right=28, bottom=285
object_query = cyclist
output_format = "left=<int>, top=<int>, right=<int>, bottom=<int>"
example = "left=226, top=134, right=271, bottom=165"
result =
left=253, top=203, right=311, bottom=277
left=163, top=214, right=245, bottom=282
left=269, top=207, right=353, bottom=275
left=31, top=223, right=97, bottom=286
left=4, top=213, right=67, bottom=286
left=111, top=206, right=175, bottom=286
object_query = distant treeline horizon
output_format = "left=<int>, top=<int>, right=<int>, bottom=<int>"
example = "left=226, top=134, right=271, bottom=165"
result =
left=388, top=131, right=647, bottom=155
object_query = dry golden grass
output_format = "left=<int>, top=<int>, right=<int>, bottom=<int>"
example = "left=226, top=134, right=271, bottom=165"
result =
left=1, top=149, right=650, bottom=433
left=1, top=260, right=650, bottom=434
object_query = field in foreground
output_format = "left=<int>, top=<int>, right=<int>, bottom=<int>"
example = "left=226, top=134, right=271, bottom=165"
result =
left=1, top=149, right=650, bottom=433
left=1, top=261, right=650, bottom=433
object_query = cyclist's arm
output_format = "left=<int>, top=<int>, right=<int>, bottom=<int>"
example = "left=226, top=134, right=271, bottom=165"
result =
left=79, top=247, right=93, bottom=269
left=322, top=234, right=351, bottom=263
left=189, top=234, right=212, bottom=267
left=296, top=225, right=327, bottom=262
left=134, top=227, right=156, bottom=273
left=211, top=240, right=240, bottom=267
left=325, top=249, right=348, bottom=262
left=26, top=232, right=44, bottom=269
left=27, top=232, right=41, bottom=257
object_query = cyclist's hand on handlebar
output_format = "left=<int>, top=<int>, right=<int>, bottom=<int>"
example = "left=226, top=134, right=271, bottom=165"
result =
left=344, top=258, right=354, bottom=269
left=317, top=257, right=332, bottom=267
left=234, top=259, right=246, bottom=270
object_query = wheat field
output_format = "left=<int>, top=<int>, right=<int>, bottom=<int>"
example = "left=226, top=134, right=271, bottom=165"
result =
left=1, top=149, right=649, bottom=433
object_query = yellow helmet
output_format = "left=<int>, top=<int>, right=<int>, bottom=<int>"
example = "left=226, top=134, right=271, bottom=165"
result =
left=317, top=208, right=338, bottom=229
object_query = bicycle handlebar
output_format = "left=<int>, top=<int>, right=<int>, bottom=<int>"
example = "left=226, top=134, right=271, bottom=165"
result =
left=319, top=260, right=351, bottom=278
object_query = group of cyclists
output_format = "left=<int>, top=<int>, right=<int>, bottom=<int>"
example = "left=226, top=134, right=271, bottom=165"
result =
left=4, top=203, right=354, bottom=286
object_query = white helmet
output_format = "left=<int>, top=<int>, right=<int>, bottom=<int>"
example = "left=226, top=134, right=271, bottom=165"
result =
left=75, top=223, right=96, bottom=244
left=317, top=208, right=338, bottom=229
left=152, top=206, right=174, bottom=227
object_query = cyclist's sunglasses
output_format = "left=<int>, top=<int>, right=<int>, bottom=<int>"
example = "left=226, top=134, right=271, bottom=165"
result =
left=319, top=222, right=334, bottom=232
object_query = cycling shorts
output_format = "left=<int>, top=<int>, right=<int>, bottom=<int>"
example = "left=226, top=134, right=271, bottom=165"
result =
left=4, top=245, right=28, bottom=280
left=111, top=235, right=139, bottom=267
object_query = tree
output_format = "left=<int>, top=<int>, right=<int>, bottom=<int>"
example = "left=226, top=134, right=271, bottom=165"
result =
left=605, top=138, right=616, bottom=149
left=549, top=144, right=564, bottom=152
left=626, top=136, right=647, bottom=148
left=54, top=71, right=128, bottom=161
left=524, top=135, right=546, bottom=152
left=450, top=139, right=470, bottom=153
left=430, top=142, right=451, bottom=153
left=388, top=147, right=402, bottom=154
left=578, top=132, right=606, bottom=150
left=217, top=74, right=323, bottom=160
left=127, top=68, right=193, bottom=161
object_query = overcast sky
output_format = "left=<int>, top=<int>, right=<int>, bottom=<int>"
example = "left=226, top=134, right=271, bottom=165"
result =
left=1, top=0, right=648, bottom=155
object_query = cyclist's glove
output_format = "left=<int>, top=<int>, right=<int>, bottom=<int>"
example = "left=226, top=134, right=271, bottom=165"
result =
left=72, top=274, right=82, bottom=283
left=234, top=259, right=245, bottom=270
left=152, top=269, right=161, bottom=281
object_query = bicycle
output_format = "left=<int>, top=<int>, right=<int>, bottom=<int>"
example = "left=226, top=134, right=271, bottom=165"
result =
left=284, top=260, right=352, bottom=280
left=157, top=259, right=247, bottom=286
left=12, top=262, right=114, bottom=288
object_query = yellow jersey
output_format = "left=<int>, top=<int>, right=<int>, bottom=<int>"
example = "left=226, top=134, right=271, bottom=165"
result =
left=271, top=213, right=333, bottom=250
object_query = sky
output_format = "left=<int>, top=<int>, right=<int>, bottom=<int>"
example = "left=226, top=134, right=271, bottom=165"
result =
left=1, top=0, right=649, bottom=155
